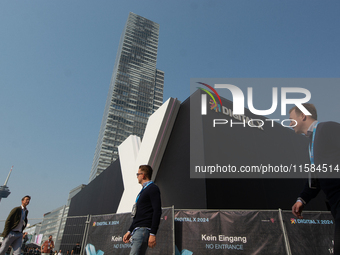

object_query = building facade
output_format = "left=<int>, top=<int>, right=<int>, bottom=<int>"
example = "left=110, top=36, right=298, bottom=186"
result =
left=89, top=12, right=164, bottom=182
left=70, top=91, right=328, bottom=219
left=67, top=184, right=86, bottom=206
left=39, top=205, right=69, bottom=251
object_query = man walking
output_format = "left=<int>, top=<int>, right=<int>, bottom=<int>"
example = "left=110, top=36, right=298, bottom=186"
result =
left=41, top=236, right=54, bottom=255
left=0, top=196, right=30, bottom=255
left=123, top=165, right=162, bottom=255
left=290, top=104, right=340, bottom=254
left=70, top=242, right=81, bottom=255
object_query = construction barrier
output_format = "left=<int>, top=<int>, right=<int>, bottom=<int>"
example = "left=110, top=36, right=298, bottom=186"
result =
left=54, top=208, right=334, bottom=255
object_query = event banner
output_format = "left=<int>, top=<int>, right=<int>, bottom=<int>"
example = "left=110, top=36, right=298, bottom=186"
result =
left=85, top=208, right=174, bottom=255
left=175, top=210, right=286, bottom=255
left=282, top=211, right=334, bottom=254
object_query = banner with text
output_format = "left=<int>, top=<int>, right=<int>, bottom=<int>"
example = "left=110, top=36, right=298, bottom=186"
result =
left=175, top=210, right=286, bottom=255
left=282, top=211, right=334, bottom=254
left=85, top=208, right=174, bottom=255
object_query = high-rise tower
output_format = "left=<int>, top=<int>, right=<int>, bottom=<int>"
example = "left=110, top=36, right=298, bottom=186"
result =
left=89, top=13, right=164, bottom=182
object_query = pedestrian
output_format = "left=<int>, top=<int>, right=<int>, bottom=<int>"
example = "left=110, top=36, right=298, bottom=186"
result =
left=40, top=236, right=54, bottom=255
left=70, top=243, right=80, bottom=255
left=0, top=196, right=30, bottom=255
left=123, top=165, right=162, bottom=255
left=290, top=103, right=340, bottom=254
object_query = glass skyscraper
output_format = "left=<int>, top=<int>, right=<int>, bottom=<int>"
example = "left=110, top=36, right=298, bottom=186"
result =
left=89, top=13, right=164, bottom=182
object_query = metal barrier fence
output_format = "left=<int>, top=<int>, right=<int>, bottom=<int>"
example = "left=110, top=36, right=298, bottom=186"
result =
left=60, top=215, right=89, bottom=254
left=174, top=209, right=334, bottom=255
left=1, top=208, right=335, bottom=255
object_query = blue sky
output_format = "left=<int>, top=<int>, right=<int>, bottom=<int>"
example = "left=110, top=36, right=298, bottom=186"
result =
left=1, top=0, right=340, bottom=229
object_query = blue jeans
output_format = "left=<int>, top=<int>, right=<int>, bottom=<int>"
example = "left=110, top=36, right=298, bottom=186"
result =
left=0, top=231, right=23, bottom=255
left=129, top=228, right=150, bottom=255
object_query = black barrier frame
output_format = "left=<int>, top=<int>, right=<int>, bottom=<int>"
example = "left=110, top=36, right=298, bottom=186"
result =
left=82, top=215, right=91, bottom=255
left=175, top=209, right=288, bottom=255
left=59, top=208, right=333, bottom=255
left=60, top=215, right=89, bottom=255
left=171, top=206, right=175, bottom=255
left=79, top=206, right=175, bottom=255
left=174, top=209, right=334, bottom=255
left=278, top=209, right=291, bottom=255
left=281, top=209, right=334, bottom=255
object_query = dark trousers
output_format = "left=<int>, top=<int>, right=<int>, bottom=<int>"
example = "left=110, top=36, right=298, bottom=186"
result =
left=334, top=203, right=340, bottom=255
